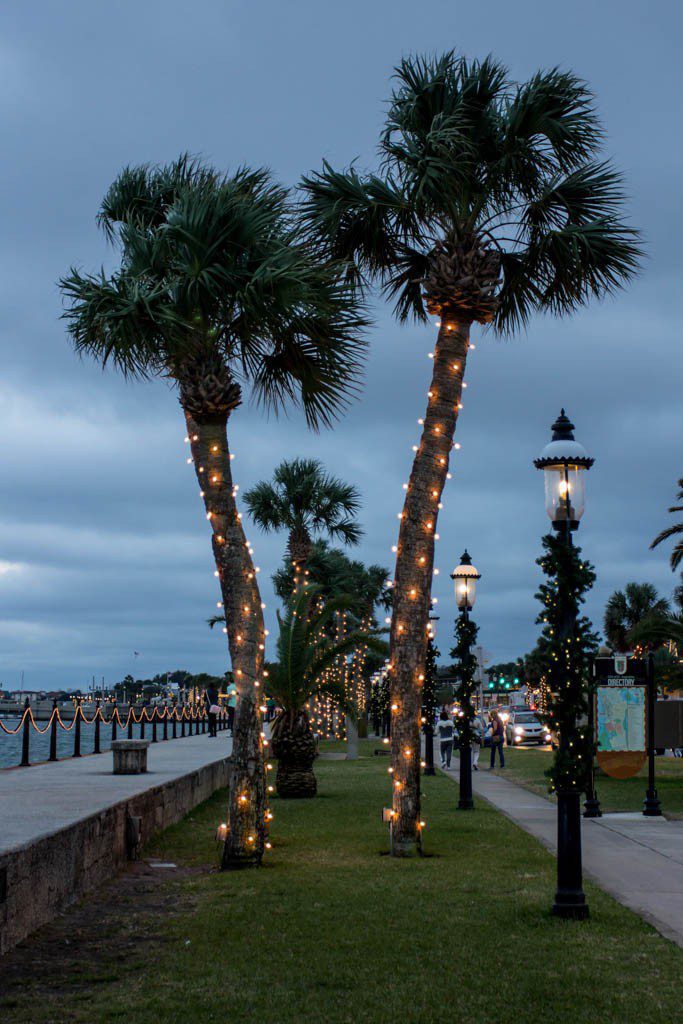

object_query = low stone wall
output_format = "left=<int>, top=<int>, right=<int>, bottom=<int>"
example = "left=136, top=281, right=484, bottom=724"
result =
left=0, top=756, right=231, bottom=955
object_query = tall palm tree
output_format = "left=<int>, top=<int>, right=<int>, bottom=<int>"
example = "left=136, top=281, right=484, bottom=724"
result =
left=268, top=585, right=386, bottom=796
left=301, top=52, right=642, bottom=854
left=244, top=458, right=362, bottom=585
left=651, top=478, right=683, bottom=570
left=604, top=583, right=670, bottom=652
left=60, top=156, right=366, bottom=868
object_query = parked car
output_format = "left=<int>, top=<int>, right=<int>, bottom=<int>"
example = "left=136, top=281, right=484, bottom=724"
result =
left=505, top=710, right=551, bottom=746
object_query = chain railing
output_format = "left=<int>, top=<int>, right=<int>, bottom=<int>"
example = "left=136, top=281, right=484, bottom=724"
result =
left=0, top=699, right=229, bottom=769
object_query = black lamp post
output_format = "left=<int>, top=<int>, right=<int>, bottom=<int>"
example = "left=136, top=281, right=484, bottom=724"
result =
left=534, top=409, right=594, bottom=920
left=451, top=550, right=481, bottom=812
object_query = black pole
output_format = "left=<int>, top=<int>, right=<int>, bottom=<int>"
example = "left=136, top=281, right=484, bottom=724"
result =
left=163, top=708, right=168, bottom=741
left=583, top=672, right=602, bottom=818
left=73, top=700, right=82, bottom=758
left=643, top=652, right=662, bottom=816
left=20, top=697, right=31, bottom=767
left=93, top=699, right=101, bottom=754
left=552, top=507, right=588, bottom=919
left=152, top=708, right=158, bottom=743
left=423, top=718, right=435, bottom=775
left=127, top=706, right=134, bottom=739
left=49, top=699, right=58, bottom=761
left=457, top=606, right=474, bottom=811
left=111, top=701, right=117, bottom=744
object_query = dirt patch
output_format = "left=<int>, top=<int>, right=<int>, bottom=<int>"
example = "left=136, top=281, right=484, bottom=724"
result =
left=0, top=858, right=208, bottom=1019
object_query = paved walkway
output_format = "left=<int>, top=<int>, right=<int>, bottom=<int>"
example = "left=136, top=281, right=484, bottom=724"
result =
left=0, top=732, right=232, bottom=855
left=443, top=761, right=683, bottom=947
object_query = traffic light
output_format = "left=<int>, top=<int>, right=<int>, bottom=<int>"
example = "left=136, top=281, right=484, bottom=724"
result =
left=487, top=674, right=522, bottom=694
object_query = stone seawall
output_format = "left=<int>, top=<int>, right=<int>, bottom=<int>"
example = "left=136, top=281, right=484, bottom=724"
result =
left=0, top=755, right=231, bottom=955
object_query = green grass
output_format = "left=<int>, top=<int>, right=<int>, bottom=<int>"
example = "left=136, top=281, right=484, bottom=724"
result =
left=495, top=745, right=683, bottom=817
left=2, top=751, right=682, bottom=1023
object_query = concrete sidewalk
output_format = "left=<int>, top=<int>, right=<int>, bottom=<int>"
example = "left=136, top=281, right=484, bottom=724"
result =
left=443, top=761, right=683, bottom=948
left=0, top=731, right=233, bottom=855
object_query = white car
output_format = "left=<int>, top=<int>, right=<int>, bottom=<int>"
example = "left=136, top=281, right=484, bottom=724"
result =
left=506, top=710, right=551, bottom=746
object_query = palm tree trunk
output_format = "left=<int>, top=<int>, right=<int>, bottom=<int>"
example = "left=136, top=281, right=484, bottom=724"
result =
left=185, top=411, right=267, bottom=868
left=389, top=317, right=471, bottom=855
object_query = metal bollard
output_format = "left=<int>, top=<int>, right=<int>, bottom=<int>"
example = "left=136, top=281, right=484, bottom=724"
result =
left=93, top=700, right=101, bottom=754
left=49, top=700, right=58, bottom=761
left=127, top=708, right=134, bottom=739
left=20, top=698, right=31, bottom=767
left=140, top=712, right=145, bottom=740
left=111, top=702, right=118, bottom=744
left=163, top=709, right=168, bottom=741
left=172, top=709, right=177, bottom=739
left=73, top=701, right=82, bottom=757
left=152, top=709, right=158, bottom=743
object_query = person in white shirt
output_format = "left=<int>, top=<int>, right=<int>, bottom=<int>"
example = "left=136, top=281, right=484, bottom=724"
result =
left=471, top=715, right=483, bottom=771
left=436, top=709, right=455, bottom=768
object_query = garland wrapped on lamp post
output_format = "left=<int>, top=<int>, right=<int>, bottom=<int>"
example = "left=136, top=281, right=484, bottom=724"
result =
left=421, top=620, right=440, bottom=776
left=534, top=410, right=597, bottom=919
left=450, top=551, right=481, bottom=810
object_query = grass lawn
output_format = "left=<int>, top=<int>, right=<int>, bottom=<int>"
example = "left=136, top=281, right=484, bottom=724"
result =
left=2, top=747, right=682, bottom=1024
left=495, top=745, right=683, bottom=817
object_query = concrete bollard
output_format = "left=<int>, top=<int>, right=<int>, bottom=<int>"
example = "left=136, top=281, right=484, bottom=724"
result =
left=111, top=739, right=151, bottom=775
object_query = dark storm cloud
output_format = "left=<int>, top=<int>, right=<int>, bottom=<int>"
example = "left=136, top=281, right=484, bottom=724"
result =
left=1, top=0, right=681, bottom=688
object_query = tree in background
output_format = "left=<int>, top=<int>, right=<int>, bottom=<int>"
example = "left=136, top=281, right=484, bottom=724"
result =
left=61, top=157, right=367, bottom=868
left=651, top=478, right=683, bottom=572
left=267, top=585, right=386, bottom=797
left=604, top=583, right=669, bottom=653
left=244, top=459, right=362, bottom=587
left=302, top=52, right=641, bottom=853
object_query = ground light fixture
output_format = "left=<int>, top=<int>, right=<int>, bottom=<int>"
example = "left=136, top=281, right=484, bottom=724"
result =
left=534, top=409, right=594, bottom=920
left=450, top=551, right=481, bottom=811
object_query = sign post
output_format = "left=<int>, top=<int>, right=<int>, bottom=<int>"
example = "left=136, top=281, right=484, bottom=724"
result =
left=643, top=653, right=662, bottom=817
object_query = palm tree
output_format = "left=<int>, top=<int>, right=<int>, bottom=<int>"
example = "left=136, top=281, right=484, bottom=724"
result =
left=604, top=583, right=670, bottom=652
left=301, top=52, right=642, bottom=854
left=60, top=156, right=366, bottom=868
left=267, top=585, right=386, bottom=796
left=651, top=479, right=683, bottom=570
left=244, top=458, right=362, bottom=585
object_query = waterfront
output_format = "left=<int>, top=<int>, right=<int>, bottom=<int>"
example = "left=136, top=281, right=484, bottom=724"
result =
left=0, top=718, right=116, bottom=769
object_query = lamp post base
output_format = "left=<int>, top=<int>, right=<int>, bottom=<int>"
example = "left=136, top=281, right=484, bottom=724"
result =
left=456, top=740, right=474, bottom=810
left=643, top=790, right=662, bottom=817
left=552, top=897, right=590, bottom=920
left=554, top=789, right=589, bottom=920
left=583, top=793, right=602, bottom=818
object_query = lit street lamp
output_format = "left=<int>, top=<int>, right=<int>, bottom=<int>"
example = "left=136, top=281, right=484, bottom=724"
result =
left=451, top=550, right=481, bottom=811
left=534, top=409, right=594, bottom=920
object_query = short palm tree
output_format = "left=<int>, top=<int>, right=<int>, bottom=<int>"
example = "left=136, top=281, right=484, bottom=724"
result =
left=267, top=585, right=386, bottom=797
left=60, top=156, right=366, bottom=868
left=244, top=458, right=362, bottom=585
left=301, top=52, right=642, bottom=854
left=604, top=583, right=670, bottom=652
left=651, top=479, right=683, bottom=571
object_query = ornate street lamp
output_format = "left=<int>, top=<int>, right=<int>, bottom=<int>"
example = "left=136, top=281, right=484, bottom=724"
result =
left=534, top=409, right=593, bottom=920
left=534, top=408, right=594, bottom=537
left=451, top=551, right=481, bottom=811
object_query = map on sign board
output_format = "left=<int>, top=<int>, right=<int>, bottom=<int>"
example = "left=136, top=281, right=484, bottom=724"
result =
left=597, top=687, right=646, bottom=752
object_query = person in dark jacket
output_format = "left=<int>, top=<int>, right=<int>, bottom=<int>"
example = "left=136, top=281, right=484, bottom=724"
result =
left=205, top=683, right=220, bottom=738
left=489, top=710, right=505, bottom=768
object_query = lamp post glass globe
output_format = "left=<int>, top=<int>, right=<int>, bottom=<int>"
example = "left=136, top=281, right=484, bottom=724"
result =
left=452, top=550, right=481, bottom=611
left=533, top=409, right=594, bottom=531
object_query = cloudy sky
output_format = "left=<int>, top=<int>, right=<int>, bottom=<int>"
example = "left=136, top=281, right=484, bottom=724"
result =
left=1, top=1, right=680, bottom=691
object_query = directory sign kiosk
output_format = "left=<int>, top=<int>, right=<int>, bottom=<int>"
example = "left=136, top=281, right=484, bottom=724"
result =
left=594, top=655, right=647, bottom=780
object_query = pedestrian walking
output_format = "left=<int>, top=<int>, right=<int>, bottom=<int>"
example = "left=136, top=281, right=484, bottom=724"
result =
left=471, top=714, right=483, bottom=771
left=226, top=684, right=237, bottom=735
left=488, top=709, right=505, bottom=768
left=436, top=709, right=455, bottom=768
left=205, top=682, right=220, bottom=738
